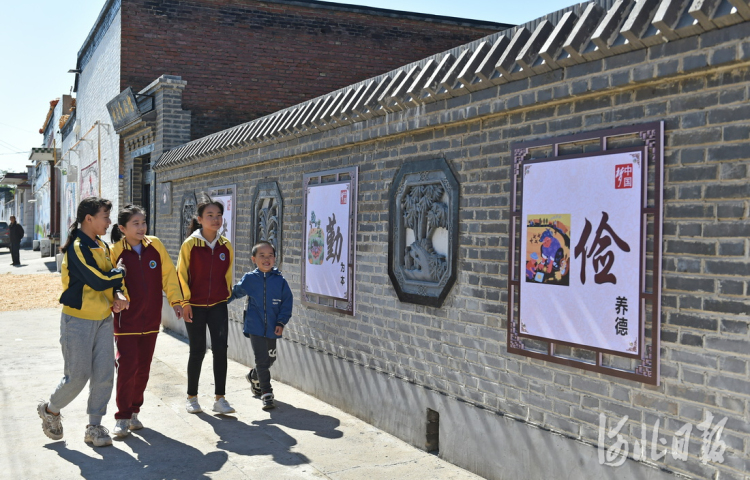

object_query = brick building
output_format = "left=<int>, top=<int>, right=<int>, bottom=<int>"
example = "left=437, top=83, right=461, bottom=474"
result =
left=59, top=0, right=509, bottom=236
left=153, top=0, right=750, bottom=478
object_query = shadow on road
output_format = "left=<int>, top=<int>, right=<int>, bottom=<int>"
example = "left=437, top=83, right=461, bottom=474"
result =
left=261, top=401, right=344, bottom=439
left=200, top=413, right=311, bottom=466
left=44, top=428, right=228, bottom=480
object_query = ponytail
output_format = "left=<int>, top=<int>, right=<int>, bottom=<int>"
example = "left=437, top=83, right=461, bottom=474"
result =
left=110, top=223, right=123, bottom=243
left=61, top=197, right=113, bottom=254
left=60, top=222, right=80, bottom=254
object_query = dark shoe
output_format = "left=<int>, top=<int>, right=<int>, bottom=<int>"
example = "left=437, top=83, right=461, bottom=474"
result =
left=261, top=393, right=275, bottom=411
left=246, top=369, right=261, bottom=396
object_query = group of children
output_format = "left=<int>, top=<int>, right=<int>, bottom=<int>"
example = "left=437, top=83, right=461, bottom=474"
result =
left=37, top=196, right=293, bottom=447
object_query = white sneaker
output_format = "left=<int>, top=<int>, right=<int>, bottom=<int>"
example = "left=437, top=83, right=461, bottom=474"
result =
left=129, top=413, right=143, bottom=430
left=186, top=397, right=202, bottom=414
left=212, top=397, right=236, bottom=414
left=37, top=402, right=63, bottom=440
left=84, top=425, right=113, bottom=447
left=113, top=419, right=130, bottom=438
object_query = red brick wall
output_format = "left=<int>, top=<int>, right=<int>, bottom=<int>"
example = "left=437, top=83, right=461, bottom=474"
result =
left=120, top=0, right=504, bottom=140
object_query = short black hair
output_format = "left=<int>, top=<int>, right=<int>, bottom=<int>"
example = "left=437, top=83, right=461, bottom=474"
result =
left=251, top=241, right=276, bottom=257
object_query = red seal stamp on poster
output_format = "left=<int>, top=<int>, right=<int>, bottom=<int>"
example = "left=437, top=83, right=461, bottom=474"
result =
left=340, top=189, right=348, bottom=204
left=615, top=164, right=633, bottom=189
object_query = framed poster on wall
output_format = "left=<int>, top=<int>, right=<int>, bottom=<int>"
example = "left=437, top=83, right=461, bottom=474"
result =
left=302, top=167, right=358, bottom=315
left=208, top=184, right=236, bottom=247
left=80, top=160, right=99, bottom=199
left=508, top=122, right=664, bottom=385
left=209, top=184, right=237, bottom=282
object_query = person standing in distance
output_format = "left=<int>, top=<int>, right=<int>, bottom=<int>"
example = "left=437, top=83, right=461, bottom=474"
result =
left=177, top=200, right=235, bottom=415
left=9, top=215, right=24, bottom=266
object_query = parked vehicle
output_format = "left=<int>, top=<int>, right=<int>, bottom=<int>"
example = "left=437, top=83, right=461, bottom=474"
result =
left=0, top=222, right=9, bottom=250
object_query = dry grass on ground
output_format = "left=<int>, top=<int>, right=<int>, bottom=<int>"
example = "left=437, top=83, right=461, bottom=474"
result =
left=0, top=273, right=62, bottom=311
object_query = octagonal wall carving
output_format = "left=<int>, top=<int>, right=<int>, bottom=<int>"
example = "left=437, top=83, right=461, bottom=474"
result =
left=388, top=158, right=459, bottom=307
left=251, top=181, right=283, bottom=268
left=180, top=191, right=198, bottom=241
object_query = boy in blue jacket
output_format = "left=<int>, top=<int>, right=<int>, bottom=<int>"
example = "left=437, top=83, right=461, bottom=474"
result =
left=229, top=241, right=292, bottom=410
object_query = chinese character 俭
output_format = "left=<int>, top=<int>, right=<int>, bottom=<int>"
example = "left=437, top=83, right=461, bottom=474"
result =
left=326, top=213, right=344, bottom=264
left=574, top=211, right=631, bottom=285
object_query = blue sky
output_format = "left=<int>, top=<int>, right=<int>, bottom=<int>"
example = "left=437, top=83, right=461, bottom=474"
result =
left=0, top=0, right=576, bottom=172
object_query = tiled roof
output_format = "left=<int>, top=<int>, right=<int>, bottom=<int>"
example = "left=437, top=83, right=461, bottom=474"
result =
left=154, top=0, right=750, bottom=170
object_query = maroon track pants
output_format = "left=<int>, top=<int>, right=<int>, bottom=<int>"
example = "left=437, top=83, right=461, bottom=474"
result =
left=114, top=333, right=158, bottom=420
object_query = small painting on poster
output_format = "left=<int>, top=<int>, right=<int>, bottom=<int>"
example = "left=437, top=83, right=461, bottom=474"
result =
left=525, top=214, right=571, bottom=287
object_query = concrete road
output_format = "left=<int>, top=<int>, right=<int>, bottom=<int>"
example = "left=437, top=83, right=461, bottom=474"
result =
left=1, top=308, right=481, bottom=480
left=0, top=245, right=58, bottom=275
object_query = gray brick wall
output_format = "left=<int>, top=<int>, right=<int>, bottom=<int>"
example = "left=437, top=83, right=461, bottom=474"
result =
left=155, top=20, right=750, bottom=480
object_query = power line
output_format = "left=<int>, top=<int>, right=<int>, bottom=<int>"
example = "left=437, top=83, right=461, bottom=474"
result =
left=0, top=139, right=23, bottom=152
left=0, top=121, right=39, bottom=135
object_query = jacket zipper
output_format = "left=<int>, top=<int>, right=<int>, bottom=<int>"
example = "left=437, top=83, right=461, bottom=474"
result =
left=206, top=244, right=214, bottom=307
left=139, top=250, right=147, bottom=332
left=263, top=272, right=268, bottom=333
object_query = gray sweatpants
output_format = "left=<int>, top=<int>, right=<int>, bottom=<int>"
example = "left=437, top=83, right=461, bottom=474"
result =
left=47, top=313, right=114, bottom=426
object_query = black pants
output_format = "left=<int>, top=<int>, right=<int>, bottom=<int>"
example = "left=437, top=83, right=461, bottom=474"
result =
left=10, top=241, right=20, bottom=265
left=249, top=335, right=277, bottom=394
left=185, top=303, right=228, bottom=396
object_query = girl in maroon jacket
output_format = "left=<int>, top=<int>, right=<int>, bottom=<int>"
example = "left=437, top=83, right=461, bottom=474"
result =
left=110, top=204, right=184, bottom=437
left=177, top=200, right=235, bottom=415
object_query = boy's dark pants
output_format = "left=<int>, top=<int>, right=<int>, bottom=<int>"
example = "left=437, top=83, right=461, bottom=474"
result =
left=249, top=335, right=277, bottom=394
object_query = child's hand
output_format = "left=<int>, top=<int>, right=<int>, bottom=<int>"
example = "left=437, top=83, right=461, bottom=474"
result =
left=113, top=296, right=129, bottom=313
left=183, top=304, right=193, bottom=323
left=173, top=305, right=184, bottom=319
left=275, top=325, right=284, bottom=336
left=116, top=258, right=127, bottom=277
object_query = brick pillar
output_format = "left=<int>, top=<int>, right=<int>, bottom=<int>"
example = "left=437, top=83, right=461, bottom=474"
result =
left=141, top=75, right=191, bottom=159
left=139, top=75, right=191, bottom=235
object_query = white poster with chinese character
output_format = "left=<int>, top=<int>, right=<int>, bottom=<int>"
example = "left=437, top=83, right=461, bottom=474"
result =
left=211, top=193, right=234, bottom=246
left=520, top=150, right=643, bottom=355
left=304, top=182, right=350, bottom=299
left=209, top=186, right=237, bottom=282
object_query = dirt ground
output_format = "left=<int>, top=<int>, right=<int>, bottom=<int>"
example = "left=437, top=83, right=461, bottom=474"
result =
left=0, top=273, right=62, bottom=311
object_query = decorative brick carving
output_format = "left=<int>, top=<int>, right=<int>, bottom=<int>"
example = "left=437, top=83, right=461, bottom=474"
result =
left=388, top=158, right=459, bottom=307
left=180, top=191, right=197, bottom=241
left=251, top=181, right=283, bottom=267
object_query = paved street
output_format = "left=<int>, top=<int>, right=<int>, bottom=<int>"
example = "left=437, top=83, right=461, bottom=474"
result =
left=0, top=245, right=58, bottom=275
left=1, top=306, right=480, bottom=479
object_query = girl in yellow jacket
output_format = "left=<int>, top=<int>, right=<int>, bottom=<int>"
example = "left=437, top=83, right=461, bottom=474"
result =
left=177, top=200, right=235, bottom=415
left=37, top=197, right=129, bottom=448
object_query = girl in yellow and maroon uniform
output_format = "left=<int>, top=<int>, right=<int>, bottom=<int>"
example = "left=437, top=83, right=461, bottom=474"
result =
left=110, top=204, right=183, bottom=437
left=177, top=200, right=235, bottom=415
